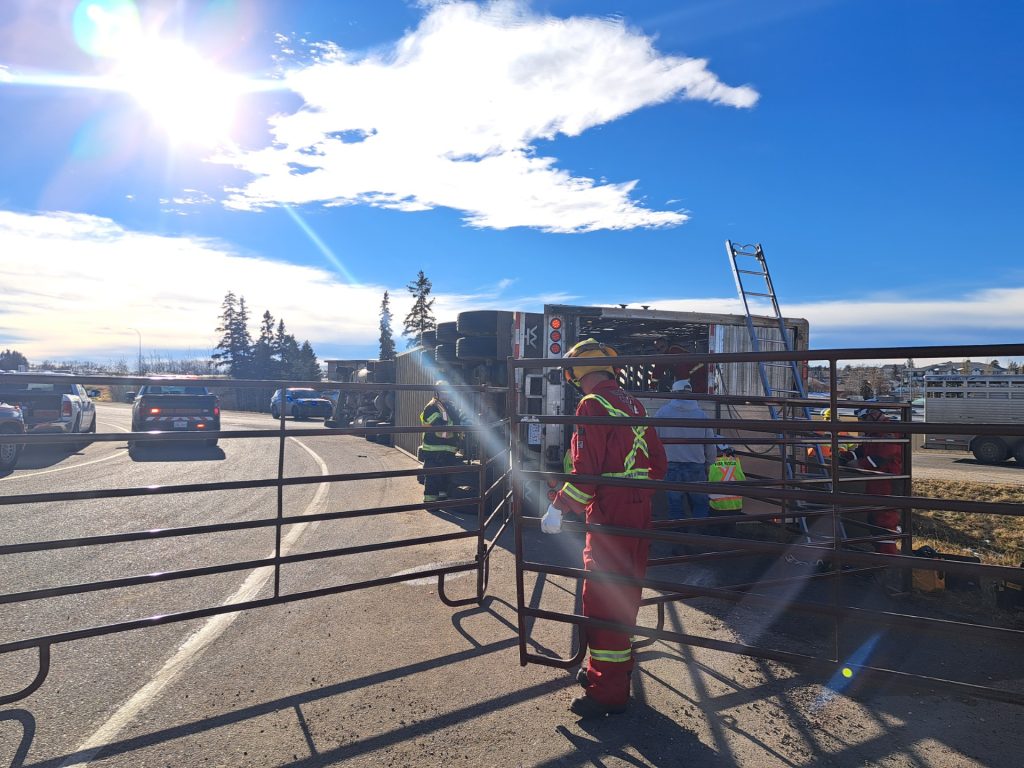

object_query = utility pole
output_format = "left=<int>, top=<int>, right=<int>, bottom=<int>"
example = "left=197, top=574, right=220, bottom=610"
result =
left=130, top=328, right=142, bottom=375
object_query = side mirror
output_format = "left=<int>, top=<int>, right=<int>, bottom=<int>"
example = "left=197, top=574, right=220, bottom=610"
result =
left=87, top=389, right=101, bottom=398
left=125, top=391, right=136, bottom=402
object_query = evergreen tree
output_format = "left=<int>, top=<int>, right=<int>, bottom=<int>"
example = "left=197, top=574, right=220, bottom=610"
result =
left=273, top=319, right=301, bottom=380
left=233, top=296, right=254, bottom=377
left=379, top=290, right=396, bottom=361
left=296, top=340, right=321, bottom=382
left=213, top=291, right=239, bottom=372
left=213, top=291, right=254, bottom=377
left=0, top=349, right=29, bottom=371
left=252, top=310, right=277, bottom=379
left=402, top=270, right=436, bottom=347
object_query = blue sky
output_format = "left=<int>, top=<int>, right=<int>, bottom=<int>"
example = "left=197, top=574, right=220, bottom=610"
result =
left=0, top=0, right=1021, bottom=365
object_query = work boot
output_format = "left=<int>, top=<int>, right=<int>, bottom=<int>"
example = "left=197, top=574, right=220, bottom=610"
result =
left=569, top=694, right=627, bottom=718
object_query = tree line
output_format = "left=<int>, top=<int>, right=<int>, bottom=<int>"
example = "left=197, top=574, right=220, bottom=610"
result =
left=213, top=291, right=321, bottom=381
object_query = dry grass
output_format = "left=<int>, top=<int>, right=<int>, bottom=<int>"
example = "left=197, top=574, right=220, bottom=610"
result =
left=912, top=479, right=1024, bottom=566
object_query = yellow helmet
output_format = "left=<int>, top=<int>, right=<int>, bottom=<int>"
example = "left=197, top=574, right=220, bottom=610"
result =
left=821, top=408, right=832, bottom=420
left=563, top=338, right=618, bottom=386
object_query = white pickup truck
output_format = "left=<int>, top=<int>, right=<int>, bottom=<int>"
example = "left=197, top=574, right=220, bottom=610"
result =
left=0, top=375, right=97, bottom=450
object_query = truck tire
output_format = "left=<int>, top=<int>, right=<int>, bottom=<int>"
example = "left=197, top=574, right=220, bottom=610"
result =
left=457, top=310, right=512, bottom=337
left=419, top=330, right=437, bottom=347
left=0, top=427, right=21, bottom=471
left=435, top=344, right=458, bottom=363
left=456, top=336, right=499, bottom=361
left=1013, top=441, right=1024, bottom=466
left=436, top=322, right=459, bottom=344
left=971, top=437, right=1010, bottom=465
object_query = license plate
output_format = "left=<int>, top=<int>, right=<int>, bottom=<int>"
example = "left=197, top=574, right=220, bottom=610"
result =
left=172, top=420, right=188, bottom=429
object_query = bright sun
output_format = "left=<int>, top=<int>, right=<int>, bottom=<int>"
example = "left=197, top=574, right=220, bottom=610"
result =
left=115, top=39, right=241, bottom=146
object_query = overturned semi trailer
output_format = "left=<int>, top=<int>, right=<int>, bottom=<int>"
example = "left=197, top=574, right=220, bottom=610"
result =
left=390, top=305, right=809, bottom=515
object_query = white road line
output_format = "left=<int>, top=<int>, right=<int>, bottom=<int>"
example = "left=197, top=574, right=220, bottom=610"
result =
left=60, top=436, right=330, bottom=768
left=0, top=421, right=129, bottom=483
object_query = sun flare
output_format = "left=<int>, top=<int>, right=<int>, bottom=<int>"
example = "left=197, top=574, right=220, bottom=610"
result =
left=114, top=39, right=241, bottom=146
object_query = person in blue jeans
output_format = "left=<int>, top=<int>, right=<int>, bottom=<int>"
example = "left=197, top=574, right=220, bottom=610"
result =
left=655, top=380, right=716, bottom=525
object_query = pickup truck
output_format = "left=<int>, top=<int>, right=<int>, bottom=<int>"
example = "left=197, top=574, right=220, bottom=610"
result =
left=0, top=401, right=26, bottom=470
left=130, top=384, right=220, bottom=451
left=0, top=376, right=96, bottom=450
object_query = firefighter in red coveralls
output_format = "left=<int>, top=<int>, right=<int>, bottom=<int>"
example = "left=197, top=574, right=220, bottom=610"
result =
left=839, top=406, right=905, bottom=554
left=541, top=338, right=667, bottom=717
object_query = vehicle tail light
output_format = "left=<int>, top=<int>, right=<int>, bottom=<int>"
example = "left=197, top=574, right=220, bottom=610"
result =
left=214, top=406, right=220, bottom=416
left=149, top=407, right=161, bottom=415
left=196, top=423, right=205, bottom=429
left=62, top=401, right=72, bottom=417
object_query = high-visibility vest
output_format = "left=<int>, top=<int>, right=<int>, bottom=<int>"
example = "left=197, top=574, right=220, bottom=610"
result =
left=560, top=393, right=652, bottom=506
left=420, top=398, right=458, bottom=452
left=708, top=456, right=745, bottom=511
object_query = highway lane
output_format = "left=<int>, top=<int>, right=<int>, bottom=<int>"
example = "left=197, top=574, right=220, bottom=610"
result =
left=0, top=403, right=481, bottom=766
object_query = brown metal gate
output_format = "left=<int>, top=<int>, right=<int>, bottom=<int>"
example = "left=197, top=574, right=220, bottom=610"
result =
left=508, top=343, right=1024, bottom=705
left=0, top=374, right=512, bottom=706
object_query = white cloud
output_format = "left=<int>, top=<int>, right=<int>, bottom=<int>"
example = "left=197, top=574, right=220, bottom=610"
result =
left=214, top=1, right=758, bottom=232
left=648, top=290, right=1024, bottom=350
left=0, top=209, right=568, bottom=363
left=0, top=210, right=392, bottom=362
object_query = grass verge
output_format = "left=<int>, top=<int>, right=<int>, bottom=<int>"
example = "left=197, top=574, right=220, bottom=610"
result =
left=913, top=479, right=1024, bottom=566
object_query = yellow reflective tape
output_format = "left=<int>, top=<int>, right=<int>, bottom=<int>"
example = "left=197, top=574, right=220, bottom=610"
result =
left=590, top=648, right=632, bottom=662
left=561, top=482, right=593, bottom=504
left=425, top=412, right=441, bottom=424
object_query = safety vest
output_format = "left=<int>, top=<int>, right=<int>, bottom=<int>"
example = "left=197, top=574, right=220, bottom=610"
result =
left=560, top=392, right=651, bottom=506
left=420, top=399, right=458, bottom=452
left=708, top=456, right=745, bottom=511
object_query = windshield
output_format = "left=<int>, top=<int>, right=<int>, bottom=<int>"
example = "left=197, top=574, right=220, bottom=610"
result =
left=288, top=388, right=320, bottom=397
left=0, top=382, right=74, bottom=394
left=144, top=386, right=209, bottom=395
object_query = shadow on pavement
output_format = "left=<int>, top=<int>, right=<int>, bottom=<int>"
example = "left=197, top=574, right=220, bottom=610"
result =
left=127, top=444, right=226, bottom=462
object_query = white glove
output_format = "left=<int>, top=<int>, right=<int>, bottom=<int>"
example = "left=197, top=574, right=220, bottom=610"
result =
left=541, top=503, right=563, bottom=534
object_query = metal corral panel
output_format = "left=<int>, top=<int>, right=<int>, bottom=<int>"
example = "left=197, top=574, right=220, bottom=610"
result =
left=394, top=349, right=435, bottom=457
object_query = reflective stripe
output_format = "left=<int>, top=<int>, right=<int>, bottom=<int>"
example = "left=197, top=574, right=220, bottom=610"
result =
left=422, top=412, right=441, bottom=425
left=602, top=468, right=651, bottom=480
left=421, top=443, right=458, bottom=453
left=590, top=647, right=632, bottom=663
left=561, top=482, right=593, bottom=504
left=580, top=393, right=650, bottom=474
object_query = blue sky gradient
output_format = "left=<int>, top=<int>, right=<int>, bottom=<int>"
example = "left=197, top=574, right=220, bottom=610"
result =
left=0, top=0, right=1021, bottom=364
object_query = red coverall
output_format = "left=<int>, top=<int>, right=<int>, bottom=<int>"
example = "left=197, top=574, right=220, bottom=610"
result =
left=554, top=379, right=667, bottom=707
left=847, top=431, right=904, bottom=554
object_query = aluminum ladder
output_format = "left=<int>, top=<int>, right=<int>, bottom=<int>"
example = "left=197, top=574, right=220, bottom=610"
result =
left=725, top=240, right=844, bottom=544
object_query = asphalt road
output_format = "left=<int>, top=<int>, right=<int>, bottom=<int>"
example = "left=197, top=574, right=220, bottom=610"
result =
left=2, top=404, right=1023, bottom=767
left=912, top=446, right=1024, bottom=485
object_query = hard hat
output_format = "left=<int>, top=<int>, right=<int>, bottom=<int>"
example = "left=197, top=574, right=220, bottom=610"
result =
left=821, top=407, right=832, bottom=420
left=562, top=338, right=618, bottom=386
left=671, top=379, right=692, bottom=392
left=435, top=380, right=447, bottom=387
